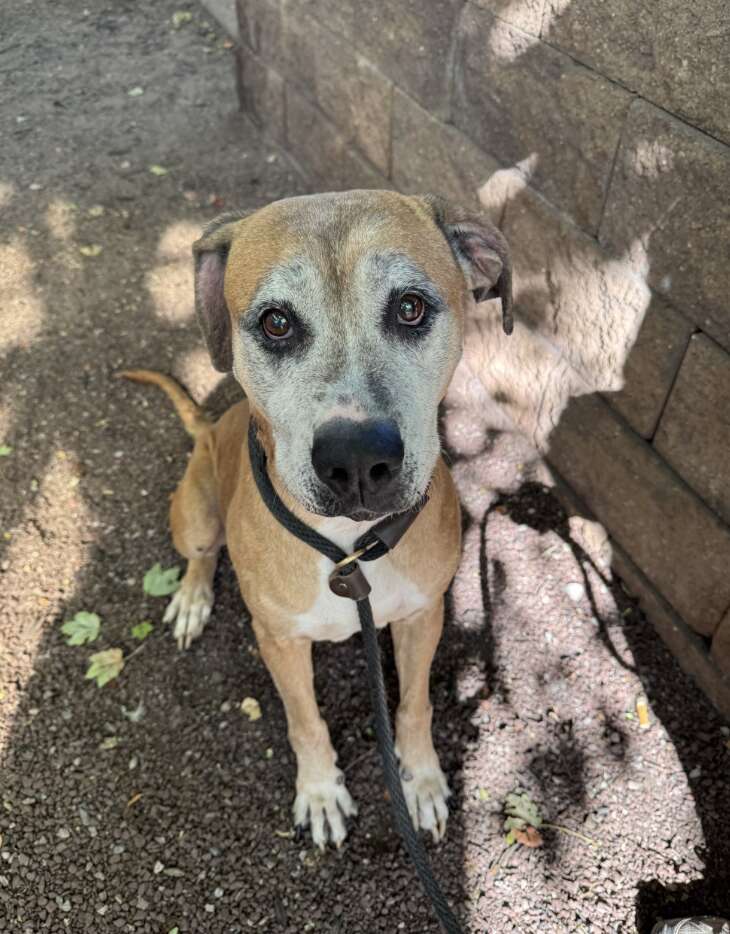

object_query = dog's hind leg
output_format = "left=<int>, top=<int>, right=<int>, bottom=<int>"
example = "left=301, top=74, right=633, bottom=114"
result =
left=165, top=434, right=224, bottom=650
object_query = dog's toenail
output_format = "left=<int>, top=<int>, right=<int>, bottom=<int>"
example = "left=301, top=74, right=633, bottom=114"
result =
left=400, top=767, right=413, bottom=782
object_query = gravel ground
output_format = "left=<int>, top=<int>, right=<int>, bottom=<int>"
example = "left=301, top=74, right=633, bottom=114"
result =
left=1, top=2, right=729, bottom=932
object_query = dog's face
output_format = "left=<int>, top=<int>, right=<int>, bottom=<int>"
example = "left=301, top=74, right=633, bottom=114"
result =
left=194, top=190, right=511, bottom=520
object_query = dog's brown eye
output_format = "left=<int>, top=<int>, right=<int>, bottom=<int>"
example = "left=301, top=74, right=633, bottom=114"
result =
left=261, top=308, right=292, bottom=339
left=398, top=293, right=425, bottom=326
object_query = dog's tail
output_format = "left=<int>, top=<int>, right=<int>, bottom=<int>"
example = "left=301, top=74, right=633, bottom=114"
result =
left=116, top=369, right=211, bottom=438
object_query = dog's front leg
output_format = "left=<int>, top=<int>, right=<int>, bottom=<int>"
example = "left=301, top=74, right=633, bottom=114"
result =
left=391, top=598, right=450, bottom=842
left=253, top=622, right=358, bottom=849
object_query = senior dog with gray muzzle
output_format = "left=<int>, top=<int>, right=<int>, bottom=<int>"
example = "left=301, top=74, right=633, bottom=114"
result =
left=120, top=189, right=512, bottom=849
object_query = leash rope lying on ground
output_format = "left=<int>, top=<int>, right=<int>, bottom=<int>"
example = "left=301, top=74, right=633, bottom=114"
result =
left=248, top=423, right=464, bottom=934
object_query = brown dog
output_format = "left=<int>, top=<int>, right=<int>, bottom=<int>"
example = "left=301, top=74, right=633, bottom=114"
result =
left=121, top=189, right=511, bottom=849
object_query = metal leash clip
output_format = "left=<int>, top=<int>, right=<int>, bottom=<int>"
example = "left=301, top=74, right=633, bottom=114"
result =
left=328, top=543, right=377, bottom=600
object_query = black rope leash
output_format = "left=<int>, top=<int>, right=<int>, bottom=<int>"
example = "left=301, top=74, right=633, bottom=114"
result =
left=247, top=423, right=464, bottom=934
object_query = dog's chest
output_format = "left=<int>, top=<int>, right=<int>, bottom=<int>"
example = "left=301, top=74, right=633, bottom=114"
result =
left=291, top=518, right=429, bottom=642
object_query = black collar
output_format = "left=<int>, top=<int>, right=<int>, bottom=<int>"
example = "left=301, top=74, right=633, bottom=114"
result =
left=247, top=421, right=427, bottom=601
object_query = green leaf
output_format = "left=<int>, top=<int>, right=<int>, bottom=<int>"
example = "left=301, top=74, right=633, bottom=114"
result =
left=121, top=702, right=145, bottom=723
left=131, top=621, right=154, bottom=641
left=148, top=164, right=169, bottom=177
left=504, top=791, right=543, bottom=829
left=505, top=829, right=516, bottom=846
left=143, top=563, right=180, bottom=597
left=79, top=244, right=102, bottom=257
left=0, top=445, right=12, bottom=457
left=172, top=10, right=193, bottom=27
left=168, top=928, right=180, bottom=934
left=85, top=649, right=124, bottom=688
left=61, top=611, right=101, bottom=646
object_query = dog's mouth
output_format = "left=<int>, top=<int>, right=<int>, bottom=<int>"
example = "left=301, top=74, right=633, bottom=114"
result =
left=305, top=481, right=426, bottom=523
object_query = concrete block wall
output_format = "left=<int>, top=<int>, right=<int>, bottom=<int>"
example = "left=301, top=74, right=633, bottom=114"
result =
left=234, top=0, right=730, bottom=715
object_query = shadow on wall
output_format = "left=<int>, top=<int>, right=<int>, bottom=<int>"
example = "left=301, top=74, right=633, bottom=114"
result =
left=445, top=162, right=651, bottom=454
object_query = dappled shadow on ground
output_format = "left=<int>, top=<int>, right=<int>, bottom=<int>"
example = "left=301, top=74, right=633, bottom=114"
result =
left=2, top=2, right=728, bottom=933
left=443, top=410, right=729, bottom=930
left=1, top=4, right=475, bottom=933
left=493, top=480, right=730, bottom=930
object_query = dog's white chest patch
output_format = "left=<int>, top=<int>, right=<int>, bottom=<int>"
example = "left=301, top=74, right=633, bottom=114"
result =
left=292, top=517, right=428, bottom=642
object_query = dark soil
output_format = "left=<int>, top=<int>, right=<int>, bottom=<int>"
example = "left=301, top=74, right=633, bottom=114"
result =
left=1, top=2, right=729, bottom=932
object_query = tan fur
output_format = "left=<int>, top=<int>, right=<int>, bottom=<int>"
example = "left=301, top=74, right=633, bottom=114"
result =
left=121, top=369, right=460, bottom=842
left=120, top=190, right=501, bottom=848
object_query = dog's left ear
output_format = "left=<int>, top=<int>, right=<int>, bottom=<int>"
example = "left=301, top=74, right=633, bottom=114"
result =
left=421, top=196, right=513, bottom=335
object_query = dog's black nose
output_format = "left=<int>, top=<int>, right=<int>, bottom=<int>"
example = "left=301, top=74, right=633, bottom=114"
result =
left=311, top=418, right=404, bottom=504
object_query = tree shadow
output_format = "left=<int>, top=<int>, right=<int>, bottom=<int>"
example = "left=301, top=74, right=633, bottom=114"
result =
left=502, top=483, right=730, bottom=930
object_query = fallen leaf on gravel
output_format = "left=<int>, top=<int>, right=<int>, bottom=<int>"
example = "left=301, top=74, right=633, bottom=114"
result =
left=163, top=868, right=184, bottom=878
left=636, top=693, right=651, bottom=729
left=79, top=244, right=103, bottom=257
left=99, top=736, right=119, bottom=750
left=127, top=792, right=142, bottom=807
left=513, top=826, right=544, bottom=848
left=131, top=621, right=153, bottom=641
left=61, top=611, right=101, bottom=646
left=86, top=649, right=124, bottom=687
left=87, top=204, right=105, bottom=217
left=171, top=10, right=192, bottom=27
left=241, top=697, right=262, bottom=721
left=168, top=927, right=180, bottom=934
left=274, top=829, right=295, bottom=839
left=148, top=164, right=169, bottom=176
left=121, top=702, right=145, bottom=723
left=0, top=445, right=12, bottom=456
left=504, top=791, right=543, bottom=829
left=477, top=787, right=490, bottom=802
left=127, top=86, right=144, bottom=97
left=265, top=747, right=273, bottom=759
left=143, top=563, right=180, bottom=596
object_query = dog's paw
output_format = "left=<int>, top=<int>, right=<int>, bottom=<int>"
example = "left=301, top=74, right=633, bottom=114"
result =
left=163, top=580, right=214, bottom=650
left=400, top=761, right=450, bottom=842
left=293, top=771, right=358, bottom=850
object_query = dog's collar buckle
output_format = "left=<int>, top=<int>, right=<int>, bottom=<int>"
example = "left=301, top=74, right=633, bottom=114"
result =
left=328, top=558, right=372, bottom=601
left=327, top=504, right=425, bottom=601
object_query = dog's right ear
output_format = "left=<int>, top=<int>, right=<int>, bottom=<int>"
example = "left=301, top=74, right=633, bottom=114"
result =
left=192, top=213, right=243, bottom=372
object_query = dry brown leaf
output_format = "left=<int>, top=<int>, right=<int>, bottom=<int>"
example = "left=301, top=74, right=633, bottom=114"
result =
left=513, top=826, right=543, bottom=848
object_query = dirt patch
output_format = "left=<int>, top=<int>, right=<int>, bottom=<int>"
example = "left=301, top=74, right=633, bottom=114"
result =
left=1, top=2, right=729, bottom=932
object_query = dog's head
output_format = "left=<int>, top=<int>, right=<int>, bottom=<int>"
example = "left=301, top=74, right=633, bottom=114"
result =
left=193, top=190, right=511, bottom=520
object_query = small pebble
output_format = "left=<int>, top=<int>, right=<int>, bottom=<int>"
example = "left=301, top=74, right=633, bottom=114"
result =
left=564, top=582, right=585, bottom=602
